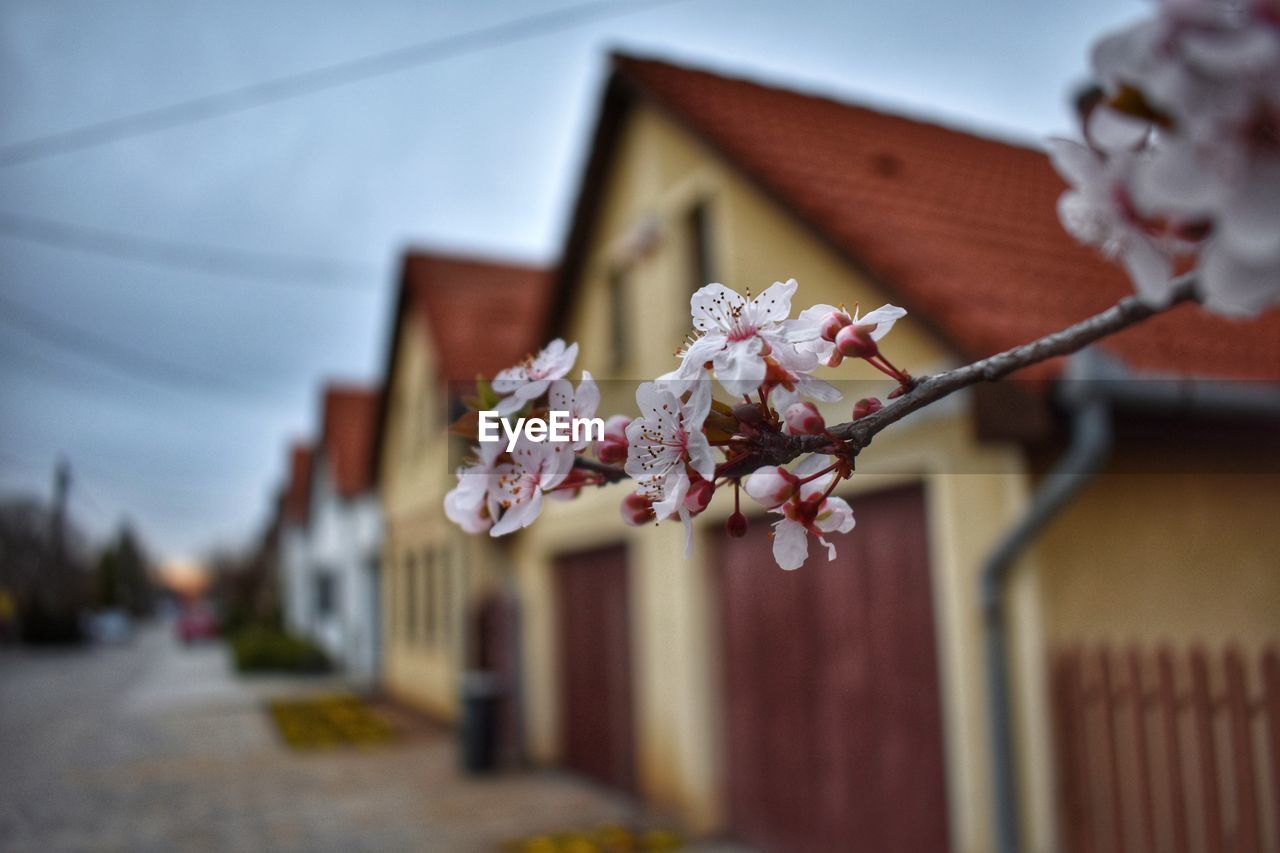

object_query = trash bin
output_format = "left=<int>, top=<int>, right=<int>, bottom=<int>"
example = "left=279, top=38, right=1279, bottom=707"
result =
left=459, top=669, right=503, bottom=774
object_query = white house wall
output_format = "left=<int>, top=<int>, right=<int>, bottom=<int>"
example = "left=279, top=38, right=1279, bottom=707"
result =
left=301, top=456, right=383, bottom=684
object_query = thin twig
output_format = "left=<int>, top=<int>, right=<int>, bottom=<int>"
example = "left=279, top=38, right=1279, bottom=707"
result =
left=573, top=456, right=629, bottom=484
left=715, top=275, right=1198, bottom=480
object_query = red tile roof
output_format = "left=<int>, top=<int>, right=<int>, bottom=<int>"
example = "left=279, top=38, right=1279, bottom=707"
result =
left=319, top=385, right=380, bottom=497
left=370, top=251, right=550, bottom=483
left=561, top=54, right=1279, bottom=380
left=404, top=252, right=552, bottom=381
left=283, top=443, right=312, bottom=525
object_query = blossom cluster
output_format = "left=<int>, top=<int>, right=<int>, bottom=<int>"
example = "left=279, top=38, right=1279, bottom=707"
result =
left=1051, top=0, right=1280, bottom=315
left=444, top=279, right=908, bottom=571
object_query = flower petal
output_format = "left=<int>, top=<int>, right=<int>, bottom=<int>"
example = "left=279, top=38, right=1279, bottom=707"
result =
left=772, top=518, right=810, bottom=570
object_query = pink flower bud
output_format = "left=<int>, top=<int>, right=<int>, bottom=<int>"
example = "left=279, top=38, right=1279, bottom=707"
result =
left=596, top=415, right=631, bottom=464
left=852, top=397, right=882, bottom=419
left=784, top=402, right=826, bottom=435
left=684, top=476, right=715, bottom=515
left=819, top=310, right=853, bottom=342
left=743, top=465, right=801, bottom=509
left=621, top=491, right=656, bottom=526
left=825, top=350, right=844, bottom=368
left=835, top=324, right=878, bottom=359
left=725, top=510, right=748, bottom=538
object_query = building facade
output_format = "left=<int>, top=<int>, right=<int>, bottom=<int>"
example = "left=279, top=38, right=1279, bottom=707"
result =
left=374, top=253, right=550, bottom=726
left=499, top=54, right=1280, bottom=853
left=280, top=387, right=382, bottom=684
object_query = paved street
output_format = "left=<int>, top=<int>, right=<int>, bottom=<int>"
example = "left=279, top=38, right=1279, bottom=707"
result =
left=0, top=626, right=668, bottom=852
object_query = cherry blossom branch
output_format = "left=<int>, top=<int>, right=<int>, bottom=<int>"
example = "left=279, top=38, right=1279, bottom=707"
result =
left=572, top=455, right=629, bottom=484
left=716, top=274, right=1199, bottom=479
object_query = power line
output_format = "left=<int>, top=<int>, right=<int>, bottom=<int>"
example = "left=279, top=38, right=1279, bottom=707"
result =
left=0, top=211, right=379, bottom=286
left=0, top=291, right=245, bottom=395
left=0, top=0, right=691, bottom=168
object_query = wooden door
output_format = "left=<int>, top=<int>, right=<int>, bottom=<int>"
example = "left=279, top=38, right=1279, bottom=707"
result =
left=715, top=483, right=949, bottom=852
left=555, top=544, right=635, bottom=792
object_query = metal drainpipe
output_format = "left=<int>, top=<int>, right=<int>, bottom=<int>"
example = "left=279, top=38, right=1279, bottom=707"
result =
left=981, top=351, right=1280, bottom=853
left=983, top=389, right=1112, bottom=853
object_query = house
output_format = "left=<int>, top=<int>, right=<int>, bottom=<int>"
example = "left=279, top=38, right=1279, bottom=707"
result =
left=502, top=53, right=1280, bottom=852
left=373, top=252, right=551, bottom=722
left=279, top=387, right=382, bottom=683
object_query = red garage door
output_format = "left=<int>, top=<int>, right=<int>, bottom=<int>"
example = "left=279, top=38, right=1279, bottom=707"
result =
left=716, top=483, right=949, bottom=852
left=555, top=544, right=635, bottom=792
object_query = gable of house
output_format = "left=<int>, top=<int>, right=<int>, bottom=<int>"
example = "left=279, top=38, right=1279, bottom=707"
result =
left=373, top=251, right=551, bottom=504
left=282, top=443, right=312, bottom=528
left=317, top=385, right=380, bottom=500
left=552, top=54, right=1280, bottom=383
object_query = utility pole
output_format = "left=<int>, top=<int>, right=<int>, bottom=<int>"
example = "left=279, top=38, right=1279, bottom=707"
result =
left=50, top=458, right=70, bottom=575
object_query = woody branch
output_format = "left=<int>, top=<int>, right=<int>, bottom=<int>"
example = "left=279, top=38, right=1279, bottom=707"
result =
left=582, top=274, right=1199, bottom=484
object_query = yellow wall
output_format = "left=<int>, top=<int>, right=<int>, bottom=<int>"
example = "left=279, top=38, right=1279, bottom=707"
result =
left=379, top=312, right=500, bottom=719
left=1038, top=461, right=1280, bottom=651
left=517, top=103, right=1043, bottom=850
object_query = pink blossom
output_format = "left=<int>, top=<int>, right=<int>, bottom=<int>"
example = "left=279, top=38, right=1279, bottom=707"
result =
left=548, top=370, right=600, bottom=451
left=1057, top=0, right=1280, bottom=314
left=621, top=491, right=656, bottom=526
left=492, top=339, right=579, bottom=415
left=763, top=455, right=856, bottom=571
left=791, top=303, right=906, bottom=366
left=489, top=437, right=574, bottom=537
left=444, top=441, right=503, bottom=534
left=624, top=380, right=715, bottom=556
left=664, top=280, right=819, bottom=397
left=742, top=465, right=801, bottom=509
left=595, top=415, right=631, bottom=464
left=783, top=402, right=826, bottom=436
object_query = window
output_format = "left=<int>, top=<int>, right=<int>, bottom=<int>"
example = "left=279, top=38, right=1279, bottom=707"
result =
left=439, top=547, right=453, bottom=648
left=687, top=201, right=715, bottom=295
left=404, top=552, right=417, bottom=641
left=423, top=547, right=438, bottom=646
left=608, top=267, right=629, bottom=371
left=314, top=572, right=337, bottom=618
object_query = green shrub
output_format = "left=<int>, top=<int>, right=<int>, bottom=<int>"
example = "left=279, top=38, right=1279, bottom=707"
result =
left=230, top=626, right=330, bottom=674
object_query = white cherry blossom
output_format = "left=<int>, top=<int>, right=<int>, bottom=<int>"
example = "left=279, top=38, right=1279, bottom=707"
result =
left=758, top=454, right=855, bottom=571
left=444, top=441, right=503, bottom=534
left=743, top=464, right=800, bottom=509
left=1049, top=139, right=1187, bottom=305
left=664, top=280, right=818, bottom=397
left=489, top=437, right=574, bottom=537
left=624, top=380, right=715, bottom=554
left=790, top=302, right=907, bottom=368
left=1056, top=0, right=1280, bottom=315
left=492, top=339, right=579, bottom=415
left=548, top=370, right=601, bottom=451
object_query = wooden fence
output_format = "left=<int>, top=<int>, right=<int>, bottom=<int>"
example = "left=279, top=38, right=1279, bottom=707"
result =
left=1051, top=644, right=1280, bottom=853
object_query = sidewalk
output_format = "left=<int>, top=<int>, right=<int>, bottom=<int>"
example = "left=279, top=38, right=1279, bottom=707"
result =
left=0, top=626, right=746, bottom=852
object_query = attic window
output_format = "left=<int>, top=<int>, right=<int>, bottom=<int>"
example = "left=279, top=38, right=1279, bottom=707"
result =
left=870, top=152, right=902, bottom=178
left=687, top=200, right=715, bottom=294
left=608, top=267, right=629, bottom=371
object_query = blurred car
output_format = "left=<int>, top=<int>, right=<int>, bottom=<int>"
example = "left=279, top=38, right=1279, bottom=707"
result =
left=176, top=602, right=218, bottom=644
left=88, top=608, right=133, bottom=644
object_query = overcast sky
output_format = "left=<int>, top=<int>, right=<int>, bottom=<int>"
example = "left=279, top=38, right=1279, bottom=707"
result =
left=0, top=0, right=1147, bottom=564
